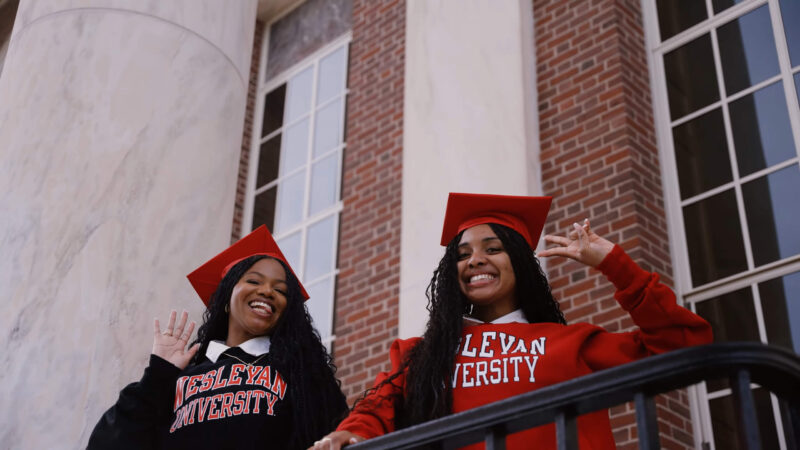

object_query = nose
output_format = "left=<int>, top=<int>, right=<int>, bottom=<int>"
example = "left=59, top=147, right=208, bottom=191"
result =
left=467, top=251, right=486, bottom=268
left=257, top=284, right=274, bottom=297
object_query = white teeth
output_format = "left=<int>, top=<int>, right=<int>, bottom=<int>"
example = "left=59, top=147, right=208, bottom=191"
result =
left=249, top=301, right=272, bottom=313
left=470, top=274, right=495, bottom=283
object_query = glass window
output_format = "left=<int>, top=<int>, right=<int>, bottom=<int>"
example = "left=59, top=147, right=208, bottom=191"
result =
left=673, top=108, right=732, bottom=199
left=712, top=0, right=746, bottom=14
left=708, top=388, right=780, bottom=450
left=664, top=34, right=719, bottom=120
left=780, top=0, right=800, bottom=66
left=683, top=190, right=748, bottom=286
left=742, top=166, right=800, bottom=266
left=262, top=85, right=286, bottom=138
left=695, top=286, right=759, bottom=392
left=759, top=270, right=800, bottom=352
left=717, top=6, right=779, bottom=95
left=657, top=0, right=707, bottom=41
left=249, top=40, right=349, bottom=347
left=729, top=82, right=795, bottom=176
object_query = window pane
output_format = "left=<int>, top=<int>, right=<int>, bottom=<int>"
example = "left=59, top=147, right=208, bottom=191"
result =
left=730, top=82, right=795, bottom=176
left=759, top=271, right=800, bottom=352
left=251, top=186, right=277, bottom=232
left=696, top=287, right=759, bottom=391
left=277, top=231, right=302, bottom=276
left=261, top=85, right=285, bottom=138
left=657, top=0, right=706, bottom=41
left=696, top=287, right=760, bottom=343
left=717, top=6, right=779, bottom=95
left=280, top=118, right=309, bottom=175
left=664, top=34, right=720, bottom=120
left=317, top=46, right=347, bottom=104
left=305, top=215, right=336, bottom=282
left=313, top=98, right=343, bottom=157
left=712, top=0, right=745, bottom=14
left=275, top=171, right=305, bottom=233
left=306, top=277, right=334, bottom=339
left=309, top=153, right=339, bottom=216
left=673, top=108, right=732, bottom=199
left=781, top=0, right=800, bottom=66
left=796, top=72, right=800, bottom=103
left=708, top=388, right=780, bottom=450
left=684, top=190, right=748, bottom=286
left=742, top=165, right=800, bottom=266
left=285, top=67, right=313, bottom=123
left=256, top=136, right=281, bottom=188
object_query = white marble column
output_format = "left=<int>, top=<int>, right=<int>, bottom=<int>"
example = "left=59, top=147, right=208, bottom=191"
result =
left=400, top=0, right=542, bottom=338
left=0, top=0, right=257, bottom=446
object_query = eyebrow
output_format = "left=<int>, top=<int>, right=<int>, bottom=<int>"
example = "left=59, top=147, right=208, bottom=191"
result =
left=458, top=236, right=501, bottom=247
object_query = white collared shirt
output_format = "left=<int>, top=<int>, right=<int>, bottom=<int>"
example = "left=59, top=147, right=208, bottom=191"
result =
left=462, top=308, right=529, bottom=326
left=205, top=335, right=272, bottom=363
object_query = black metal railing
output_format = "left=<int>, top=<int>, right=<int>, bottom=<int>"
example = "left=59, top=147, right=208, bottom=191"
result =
left=351, top=343, right=800, bottom=449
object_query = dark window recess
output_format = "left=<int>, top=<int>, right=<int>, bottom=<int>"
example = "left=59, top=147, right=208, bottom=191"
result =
left=256, top=136, right=281, bottom=188
left=261, top=84, right=286, bottom=138
left=673, top=108, right=732, bottom=199
left=712, top=0, right=746, bottom=14
left=742, top=165, right=800, bottom=266
left=717, top=6, right=779, bottom=96
left=760, top=271, right=800, bottom=352
left=251, top=186, right=277, bottom=232
left=664, top=34, right=720, bottom=120
left=657, top=0, right=707, bottom=41
left=729, top=82, right=795, bottom=176
left=708, top=388, right=780, bottom=450
left=684, top=189, right=748, bottom=286
left=695, top=287, right=759, bottom=391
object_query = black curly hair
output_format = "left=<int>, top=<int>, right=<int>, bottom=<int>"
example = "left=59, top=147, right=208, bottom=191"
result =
left=357, top=223, right=565, bottom=430
left=191, top=255, right=347, bottom=449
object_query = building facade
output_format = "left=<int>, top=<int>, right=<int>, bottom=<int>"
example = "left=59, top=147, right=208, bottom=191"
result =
left=0, top=0, right=798, bottom=448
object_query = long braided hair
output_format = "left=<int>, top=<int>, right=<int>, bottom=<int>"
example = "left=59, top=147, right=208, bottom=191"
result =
left=191, top=255, right=347, bottom=449
left=363, top=223, right=565, bottom=429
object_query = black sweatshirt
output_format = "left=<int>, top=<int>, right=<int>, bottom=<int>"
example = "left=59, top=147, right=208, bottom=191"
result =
left=88, top=348, right=292, bottom=449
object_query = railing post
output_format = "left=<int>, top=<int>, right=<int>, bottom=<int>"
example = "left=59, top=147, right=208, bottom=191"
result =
left=730, top=369, right=762, bottom=450
left=634, top=391, right=661, bottom=450
left=485, top=425, right=506, bottom=450
left=555, top=410, right=578, bottom=450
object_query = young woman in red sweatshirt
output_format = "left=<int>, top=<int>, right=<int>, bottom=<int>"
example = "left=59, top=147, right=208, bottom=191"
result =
left=312, top=193, right=712, bottom=450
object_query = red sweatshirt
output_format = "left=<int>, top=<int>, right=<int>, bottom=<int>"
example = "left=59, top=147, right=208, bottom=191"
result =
left=336, top=246, right=713, bottom=449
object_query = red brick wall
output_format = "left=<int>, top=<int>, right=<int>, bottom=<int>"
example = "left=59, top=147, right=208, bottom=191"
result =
left=231, top=21, right=264, bottom=243
left=533, top=1, right=694, bottom=448
left=334, top=0, right=405, bottom=403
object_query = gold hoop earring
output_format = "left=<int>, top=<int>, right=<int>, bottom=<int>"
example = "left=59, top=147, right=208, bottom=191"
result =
left=225, top=304, right=230, bottom=313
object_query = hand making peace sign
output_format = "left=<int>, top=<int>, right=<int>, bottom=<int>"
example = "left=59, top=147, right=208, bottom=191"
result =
left=152, top=310, right=201, bottom=370
left=537, top=218, right=615, bottom=268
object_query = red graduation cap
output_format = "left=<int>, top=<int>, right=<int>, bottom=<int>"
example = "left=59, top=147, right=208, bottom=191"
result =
left=187, top=225, right=309, bottom=306
left=440, top=193, right=552, bottom=249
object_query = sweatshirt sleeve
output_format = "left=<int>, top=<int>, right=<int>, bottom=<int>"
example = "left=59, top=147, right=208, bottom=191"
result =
left=87, top=355, right=181, bottom=450
left=335, top=338, right=418, bottom=439
left=579, top=245, right=713, bottom=371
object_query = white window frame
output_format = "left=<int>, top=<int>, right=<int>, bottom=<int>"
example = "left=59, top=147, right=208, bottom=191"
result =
left=642, top=0, right=800, bottom=448
left=243, top=28, right=352, bottom=350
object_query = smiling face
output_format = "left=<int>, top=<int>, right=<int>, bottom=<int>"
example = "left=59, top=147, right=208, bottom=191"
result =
left=227, top=258, right=289, bottom=347
left=457, top=224, right=518, bottom=322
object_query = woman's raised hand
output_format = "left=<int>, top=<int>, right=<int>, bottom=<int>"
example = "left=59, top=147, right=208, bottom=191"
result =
left=309, top=431, right=365, bottom=449
left=152, top=310, right=200, bottom=370
left=537, top=218, right=615, bottom=268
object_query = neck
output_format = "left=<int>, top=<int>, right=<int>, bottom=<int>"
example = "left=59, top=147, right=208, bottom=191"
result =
left=470, top=304, right=516, bottom=323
